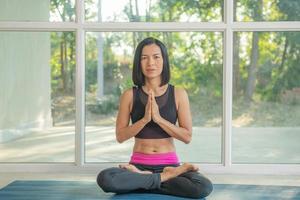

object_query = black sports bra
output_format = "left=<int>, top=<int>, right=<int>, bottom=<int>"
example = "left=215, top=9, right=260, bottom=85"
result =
left=130, top=84, right=177, bottom=139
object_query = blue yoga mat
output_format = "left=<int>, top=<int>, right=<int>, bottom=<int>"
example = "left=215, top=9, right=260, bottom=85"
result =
left=0, top=180, right=299, bottom=200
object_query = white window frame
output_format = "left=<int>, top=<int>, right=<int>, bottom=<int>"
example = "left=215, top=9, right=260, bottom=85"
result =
left=0, top=0, right=300, bottom=175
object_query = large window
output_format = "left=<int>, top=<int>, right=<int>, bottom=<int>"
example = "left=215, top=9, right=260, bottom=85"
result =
left=235, top=0, right=300, bottom=21
left=232, top=31, right=300, bottom=164
left=84, top=32, right=223, bottom=163
left=0, top=0, right=299, bottom=173
left=85, top=0, right=223, bottom=22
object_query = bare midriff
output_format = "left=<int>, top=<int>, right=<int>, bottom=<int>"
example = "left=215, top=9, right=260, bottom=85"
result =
left=133, top=137, right=176, bottom=154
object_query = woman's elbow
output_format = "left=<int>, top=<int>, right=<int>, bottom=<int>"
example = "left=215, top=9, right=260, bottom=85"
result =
left=184, top=137, right=191, bottom=144
left=116, top=136, right=123, bottom=143
left=115, top=131, right=124, bottom=143
left=184, top=131, right=192, bottom=144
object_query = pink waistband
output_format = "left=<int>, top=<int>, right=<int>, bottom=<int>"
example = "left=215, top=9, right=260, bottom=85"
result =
left=130, top=152, right=179, bottom=165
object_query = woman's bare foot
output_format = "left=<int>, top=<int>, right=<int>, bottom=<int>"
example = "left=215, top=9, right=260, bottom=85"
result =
left=160, top=163, right=199, bottom=182
left=119, top=164, right=153, bottom=174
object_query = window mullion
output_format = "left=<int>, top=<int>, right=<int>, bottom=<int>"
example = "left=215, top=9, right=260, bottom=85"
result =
left=223, top=0, right=234, bottom=168
left=75, top=0, right=85, bottom=166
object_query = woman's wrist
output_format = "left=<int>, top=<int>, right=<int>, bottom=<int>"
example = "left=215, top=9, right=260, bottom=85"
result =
left=154, top=116, right=164, bottom=124
left=141, top=117, right=149, bottom=125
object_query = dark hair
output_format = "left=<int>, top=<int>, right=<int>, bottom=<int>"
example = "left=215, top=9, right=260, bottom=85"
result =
left=132, top=37, right=170, bottom=87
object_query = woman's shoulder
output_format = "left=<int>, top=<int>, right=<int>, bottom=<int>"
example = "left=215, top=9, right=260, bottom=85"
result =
left=172, top=86, right=189, bottom=109
left=173, top=85, right=189, bottom=105
left=120, top=86, right=139, bottom=102
left=173, top=85, right=188, bottom=96
left=121, top=87, right=134, bottom=99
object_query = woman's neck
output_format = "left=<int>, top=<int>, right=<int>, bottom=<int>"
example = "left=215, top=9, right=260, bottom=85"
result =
left=144, top=78, right=161, bottom=91
left=143, top=78, right=168, bottom=96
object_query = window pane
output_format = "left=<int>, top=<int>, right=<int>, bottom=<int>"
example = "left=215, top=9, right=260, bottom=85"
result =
left=0, top=0, right=75, bottom=22
left=0, top=31, right=76, bottom=162
left=85, top=0, right=223, bottom=22
left=232, top=32, right=300, bottom=163
left=235, top=0, right=300, bottom=21
left=85, top=32, right=223, bottom=163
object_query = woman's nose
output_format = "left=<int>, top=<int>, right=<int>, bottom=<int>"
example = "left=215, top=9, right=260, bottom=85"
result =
left=148, top=57, right=155, bottom=65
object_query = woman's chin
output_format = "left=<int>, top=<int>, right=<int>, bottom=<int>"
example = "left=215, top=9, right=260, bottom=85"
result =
left=144, top=74, right=160, bottom=79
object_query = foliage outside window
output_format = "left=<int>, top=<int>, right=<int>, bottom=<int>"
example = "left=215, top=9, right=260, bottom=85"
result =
left=235, top=0, right=300, bottom=21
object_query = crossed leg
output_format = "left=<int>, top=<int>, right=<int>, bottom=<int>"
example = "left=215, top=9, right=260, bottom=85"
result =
left=119, top=163, right=199, bottom=182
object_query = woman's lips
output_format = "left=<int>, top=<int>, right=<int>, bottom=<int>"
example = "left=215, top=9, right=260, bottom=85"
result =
left=146, top=69, right=155, bottom=72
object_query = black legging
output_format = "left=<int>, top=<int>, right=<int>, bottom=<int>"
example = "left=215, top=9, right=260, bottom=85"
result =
left=97, top=163, right=213, bottom=199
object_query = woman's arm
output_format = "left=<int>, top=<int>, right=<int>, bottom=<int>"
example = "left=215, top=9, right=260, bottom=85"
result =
left=115, top=89, right=151, bottom=143
left=153, top=88, right=192, bottom=144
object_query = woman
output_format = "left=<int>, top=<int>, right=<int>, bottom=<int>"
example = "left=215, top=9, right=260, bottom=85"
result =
left=97, top=37, right=213, bottom=199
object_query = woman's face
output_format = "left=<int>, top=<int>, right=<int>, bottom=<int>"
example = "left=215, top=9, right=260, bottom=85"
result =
left=140, top=44, right=163, bottom=80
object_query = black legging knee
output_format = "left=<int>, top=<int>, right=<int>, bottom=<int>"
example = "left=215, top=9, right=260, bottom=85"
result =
left=158, top=171, right=213, bottom=199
